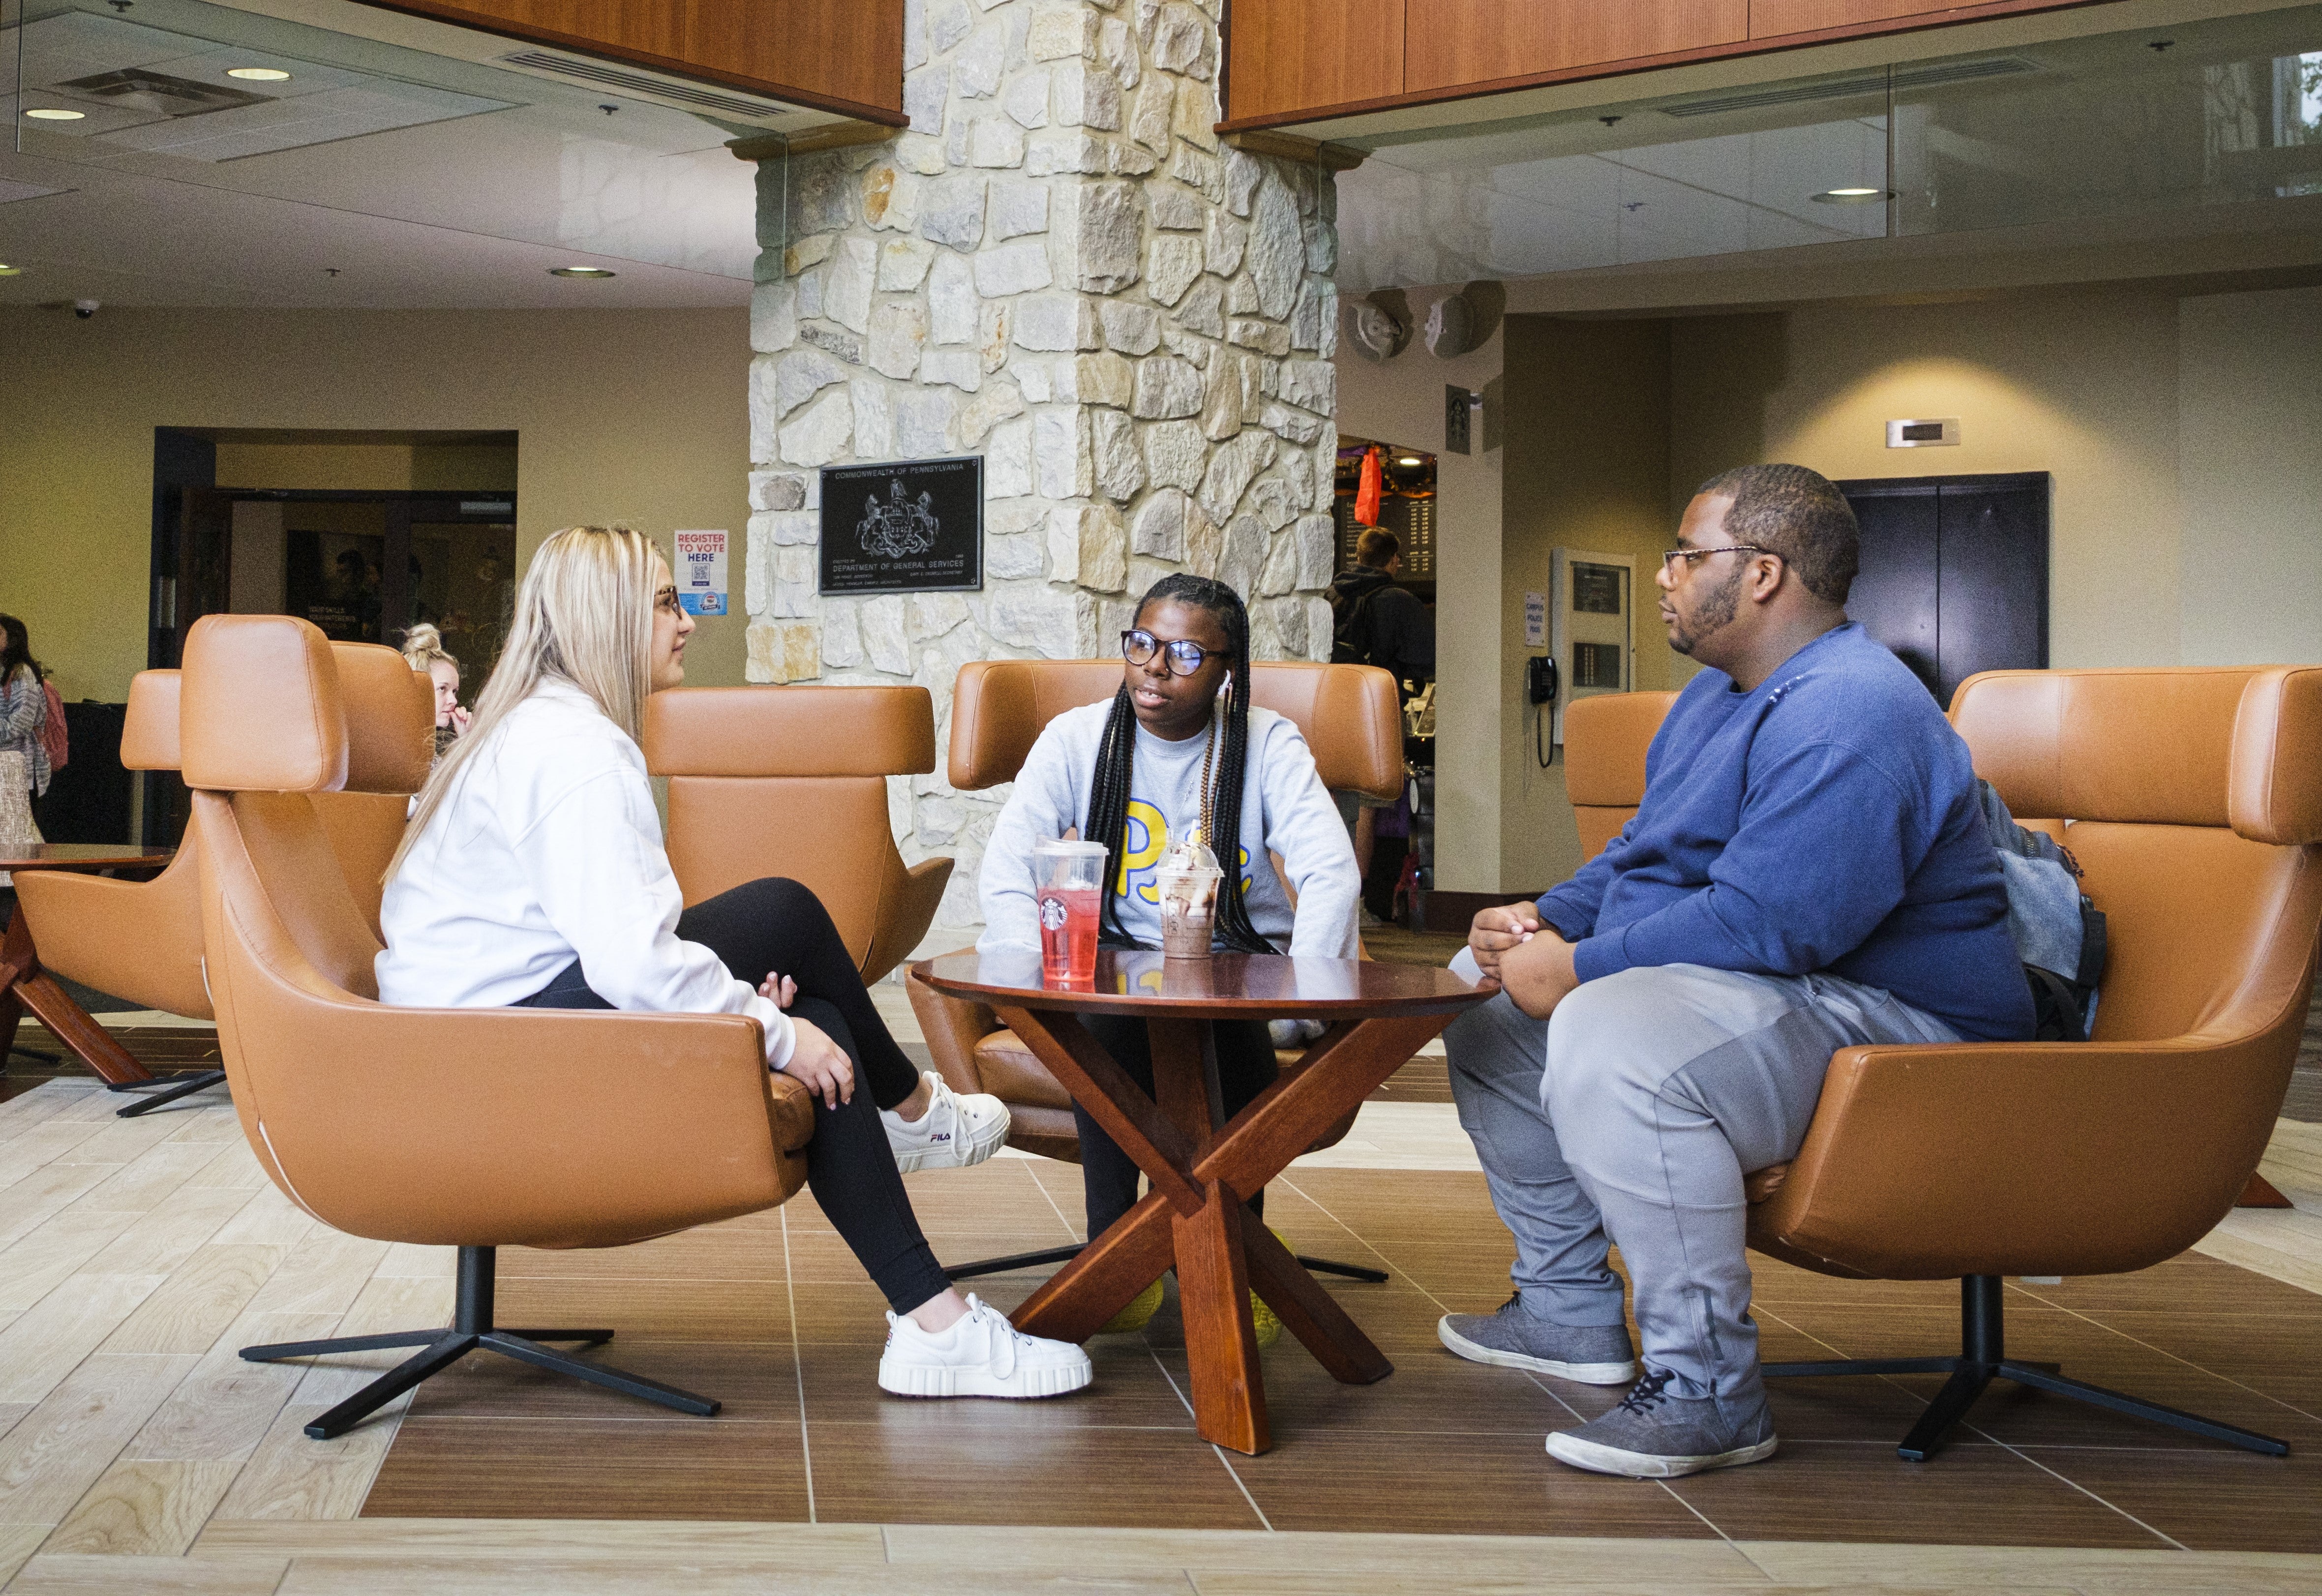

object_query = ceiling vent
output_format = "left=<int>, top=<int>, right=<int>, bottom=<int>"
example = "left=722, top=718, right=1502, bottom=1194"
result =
left=495, top=50, right=794, bottom=120
left=1660, top=56, right=2040, bottom=117
left=58, top=67, right=270, bottom=116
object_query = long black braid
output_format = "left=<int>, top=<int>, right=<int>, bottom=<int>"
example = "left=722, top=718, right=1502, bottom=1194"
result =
left=1088, top=574, right=1276, bottom=954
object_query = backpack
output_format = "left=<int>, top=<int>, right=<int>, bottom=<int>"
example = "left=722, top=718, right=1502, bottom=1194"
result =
left=37, top=679, right=67, bottom=775
left=1327, top=576, right=1383, bottom=667
left=1976, top=780, right=2106, bottom=1042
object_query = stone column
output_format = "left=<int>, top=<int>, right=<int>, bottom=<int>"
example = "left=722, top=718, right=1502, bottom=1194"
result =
left=740, top=0, right=1341, bottom=949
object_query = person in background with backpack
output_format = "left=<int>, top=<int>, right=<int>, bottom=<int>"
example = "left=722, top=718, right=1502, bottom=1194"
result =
left=1328, top=527, right=1435, bottom=689
left=1327, top=529, right=1434, bottom=916
left=0, top=614, right=54, bottom=848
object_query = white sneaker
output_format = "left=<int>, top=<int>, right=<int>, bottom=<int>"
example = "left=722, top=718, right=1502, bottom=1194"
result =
left=881, top=1071, right=1010, bottom=1174
left=877, top=1294, right=1094, bottom=1399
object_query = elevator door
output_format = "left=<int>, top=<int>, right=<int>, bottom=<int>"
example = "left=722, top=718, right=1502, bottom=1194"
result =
left=1839, top=473, right=2049, bottom=706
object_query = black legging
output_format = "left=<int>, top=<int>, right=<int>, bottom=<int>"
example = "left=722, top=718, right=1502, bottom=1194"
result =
left=518, top=876, right=950, bottom=1315
left=1075, top=1014, right=1277, bottom=1237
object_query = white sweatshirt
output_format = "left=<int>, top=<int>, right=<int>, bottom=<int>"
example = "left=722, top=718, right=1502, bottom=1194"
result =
left=979, top=701, right=1360, bottom=960
left=375, top=679, right=795, bottom=1068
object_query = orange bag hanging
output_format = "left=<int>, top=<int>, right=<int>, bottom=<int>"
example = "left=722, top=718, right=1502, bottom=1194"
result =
left=1354, top=445, right=1384, bottom=527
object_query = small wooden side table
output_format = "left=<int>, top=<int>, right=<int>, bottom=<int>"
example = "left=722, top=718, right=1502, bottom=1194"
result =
left=916, top=947, right=1489, bottom=1455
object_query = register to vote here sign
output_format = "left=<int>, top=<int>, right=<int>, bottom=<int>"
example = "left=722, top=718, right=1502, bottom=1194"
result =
left=676, top=530, right=728, bottom=616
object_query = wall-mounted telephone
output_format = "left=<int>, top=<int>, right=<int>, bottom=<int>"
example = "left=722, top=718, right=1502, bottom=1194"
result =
left=1527, top=656, right=1559, bottom=767
left=1526, top=656, right=1559, bottom=706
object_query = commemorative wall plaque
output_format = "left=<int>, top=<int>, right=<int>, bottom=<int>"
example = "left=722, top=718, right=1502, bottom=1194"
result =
left=818, top=456, right=983, bottom=595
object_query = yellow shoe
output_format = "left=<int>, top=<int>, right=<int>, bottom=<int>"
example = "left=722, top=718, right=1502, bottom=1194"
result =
left=1250, top=1227, right=1287, bottom=1349
left=1098, top=1276, right=1164, bottom=1334
left=1250, top=1291, right=1282, bottom=1350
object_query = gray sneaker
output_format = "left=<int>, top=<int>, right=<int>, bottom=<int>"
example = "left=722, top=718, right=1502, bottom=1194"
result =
left=1437, top=1295, right=1639, bottom=1385
left=1545, top=1369, right=1779, bottom=1478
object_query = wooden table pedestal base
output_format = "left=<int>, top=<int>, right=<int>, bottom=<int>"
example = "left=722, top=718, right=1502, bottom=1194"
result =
left=995, top=1006, right=1453, bottom=1455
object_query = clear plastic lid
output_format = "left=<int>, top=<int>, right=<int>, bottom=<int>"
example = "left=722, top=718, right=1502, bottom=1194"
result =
left=1159, top=831, right=1220, bottom=874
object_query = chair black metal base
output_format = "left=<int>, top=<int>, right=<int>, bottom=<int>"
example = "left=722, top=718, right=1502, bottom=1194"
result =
left=1763, top=1274, right=2290, bottom=1462
left=110, top=1069, right=227, bottom=1117
left=944, top=1241, right=1388, bottom=1285
left=241, top=1245, right=718, bottom=1439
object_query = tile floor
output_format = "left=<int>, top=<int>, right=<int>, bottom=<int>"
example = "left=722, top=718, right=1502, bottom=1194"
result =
left=345, top=1153, right=2322, bottom=1552
left=5, top=982, right=2322, bottom=1593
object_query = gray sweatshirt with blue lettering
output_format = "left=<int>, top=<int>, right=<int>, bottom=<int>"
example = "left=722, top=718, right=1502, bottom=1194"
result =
left=978, top=702, right=1361, bottom=960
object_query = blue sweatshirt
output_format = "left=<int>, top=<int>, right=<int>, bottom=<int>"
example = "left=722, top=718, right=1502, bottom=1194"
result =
left=1538, top=624, right=2033, bottom=1043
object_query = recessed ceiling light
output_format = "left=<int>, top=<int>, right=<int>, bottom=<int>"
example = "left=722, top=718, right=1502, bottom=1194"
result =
left=1812, top=186, right=1891, bottom=204
left=1397, top=455, right=1424, bottom=466
left=549, top=266, right=617, bottom=279
left=24, top=108, right=87, bottom=121
left=226, top=66, right=292, bottom=81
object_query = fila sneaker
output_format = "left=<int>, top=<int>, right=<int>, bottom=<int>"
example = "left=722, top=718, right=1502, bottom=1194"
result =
left=882, top=1071, right=1011, bottom=1174
left=877, top=1294, right=1094, bottom=1399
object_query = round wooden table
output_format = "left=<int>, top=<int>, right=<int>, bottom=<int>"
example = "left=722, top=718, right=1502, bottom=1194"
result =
left=2, top=844, right=177, bottom=1090
left=915, top=947, right=1490, bottom=1455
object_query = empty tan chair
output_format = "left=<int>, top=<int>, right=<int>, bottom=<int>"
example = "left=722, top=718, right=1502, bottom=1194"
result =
left=645, top=686, right=952, bottom=986
left=1562, top=691, right=1678, bottom=859
left=12, top=671, right=212, bottom=1115
left=909, top=658, right=1404, bottom=1282
left=1749, top=665, right=2322, bottom=1459
left=181, top=614, right=814, bottom=1439
left=16, top=644, right=429, bottom=1116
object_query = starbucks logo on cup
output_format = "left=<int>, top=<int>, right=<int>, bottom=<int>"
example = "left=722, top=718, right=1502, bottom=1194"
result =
left=1039, top=897, right=1070, bottom=930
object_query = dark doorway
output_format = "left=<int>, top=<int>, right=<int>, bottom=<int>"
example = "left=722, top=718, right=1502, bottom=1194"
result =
left=1839, top=473, right=2049, bottom=706
left=147, top=485, right=515, bottom=844
left=157, top=490, right=515, bottom=669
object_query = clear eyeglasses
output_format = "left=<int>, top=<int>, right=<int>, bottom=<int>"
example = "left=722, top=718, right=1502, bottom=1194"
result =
left=1121, top=629, right=1209, bottom=675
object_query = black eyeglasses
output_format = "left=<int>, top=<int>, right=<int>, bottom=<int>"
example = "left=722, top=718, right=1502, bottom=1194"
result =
left=654, top=585, right=683, bottom=615
left=1122, top=629, right=1210, bottom=675
left=1662, top=543, right=1773, bottom=574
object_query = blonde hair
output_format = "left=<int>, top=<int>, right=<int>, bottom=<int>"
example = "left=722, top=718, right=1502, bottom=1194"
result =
left=387, top=524, right=665, bottom=882
left=400, top=622, right=460, bottom=677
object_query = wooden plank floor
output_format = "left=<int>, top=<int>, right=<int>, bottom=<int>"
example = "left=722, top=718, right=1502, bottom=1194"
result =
left=5, top=1079, right=2322, bottom=1594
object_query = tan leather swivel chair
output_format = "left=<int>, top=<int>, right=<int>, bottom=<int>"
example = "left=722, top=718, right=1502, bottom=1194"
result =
left=15, top=645, right=430, bottom=1117
left=1748, top=665, right=2322, bottom=1459
left=181, top=614, right=815, bottom=1439
left=14, top=670, right=213, bottom=1115
left=645, top=686, right=952, bottom=985
left=908, top=657, right=1405, bottom=1282
left=1562, top=691, right=1679, bottom=859
left=1565, top=683, right=2293, bottom=1226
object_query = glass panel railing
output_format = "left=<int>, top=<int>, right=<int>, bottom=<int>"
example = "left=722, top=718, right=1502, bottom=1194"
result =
left=1892, top=12, right=2322, bottom=234
left=1335, top=3, right=2322, bottom=294
left=1338, top=68, right=1894, bottom=293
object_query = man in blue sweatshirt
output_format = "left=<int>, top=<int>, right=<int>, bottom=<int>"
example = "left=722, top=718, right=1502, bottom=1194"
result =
left=1439, top=463, right=2031, bottom=1479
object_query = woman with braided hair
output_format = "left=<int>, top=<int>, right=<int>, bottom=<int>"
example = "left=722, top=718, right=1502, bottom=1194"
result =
left=979, top=574, right=1360, bottom=1336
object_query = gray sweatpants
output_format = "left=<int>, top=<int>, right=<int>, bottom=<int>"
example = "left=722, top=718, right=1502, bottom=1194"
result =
left=1445, top=964, right=1957, bottom=1403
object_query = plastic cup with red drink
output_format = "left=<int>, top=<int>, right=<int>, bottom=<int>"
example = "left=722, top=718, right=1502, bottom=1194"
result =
left=1032, top=838, right=1108, bottom=985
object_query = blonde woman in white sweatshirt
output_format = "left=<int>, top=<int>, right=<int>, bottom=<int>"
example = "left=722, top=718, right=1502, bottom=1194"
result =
left=377, top=525, right=1089, bottom=1399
